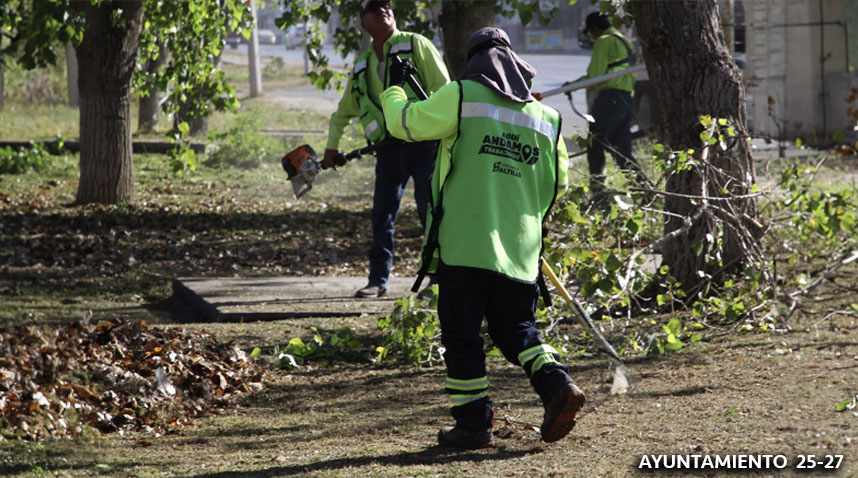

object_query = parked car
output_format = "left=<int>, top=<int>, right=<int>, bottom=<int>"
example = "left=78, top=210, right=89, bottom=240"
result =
left=226, top=32, right=243, bottom=49
left=257, top=29, right=278, bottom=45
left=285, top=23, right=305, bottom=50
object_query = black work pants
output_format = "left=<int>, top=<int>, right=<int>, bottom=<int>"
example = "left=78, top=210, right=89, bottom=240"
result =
left=437, top=264, right=572, bottom=430
left=587, top=89, right=638, bottom=176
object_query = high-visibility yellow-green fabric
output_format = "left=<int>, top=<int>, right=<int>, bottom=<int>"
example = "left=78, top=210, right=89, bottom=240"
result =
left=381, top=80, right=569, bottom=283
left=575, top=27, right=636, bottom=94
left=325, top=30, right=449, bottom=149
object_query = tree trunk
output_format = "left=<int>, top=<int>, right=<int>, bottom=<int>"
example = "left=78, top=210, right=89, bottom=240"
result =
left=438, top=1, right=495, bottom=79
left=76, top=0, right=144, bottom=205
left=138, top=44, right=166, bottom=133
left=633, top=0, right=761, bottom=295
left=66, top=43, right=79, bottom=107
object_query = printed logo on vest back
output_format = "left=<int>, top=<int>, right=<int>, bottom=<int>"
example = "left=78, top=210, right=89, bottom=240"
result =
left=492, top=161, right=521, bottom=177
left=478, top=132, right=540, bottom=165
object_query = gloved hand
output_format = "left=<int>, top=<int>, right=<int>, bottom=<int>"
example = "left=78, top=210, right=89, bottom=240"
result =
left=322, top=148, right=341, bottom=171
left=388, top=56, right=409, bottom=88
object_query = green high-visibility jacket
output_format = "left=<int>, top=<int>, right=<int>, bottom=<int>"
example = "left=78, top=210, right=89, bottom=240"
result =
left=325, top=30, right=449, bottom=149
left=575, top=27, right=636, bottom=94
left=381, top=80, right=569, bottom=282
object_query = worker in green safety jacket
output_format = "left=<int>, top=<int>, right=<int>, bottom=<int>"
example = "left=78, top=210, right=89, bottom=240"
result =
left=380, top=27, right=585, bottom=450
left=320, top=0, right=450, bottom=299
left=578, top=12, right=644, bottom=201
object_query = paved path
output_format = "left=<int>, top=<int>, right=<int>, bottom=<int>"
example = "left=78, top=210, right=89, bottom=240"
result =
left=172, top=276, right=417, bottom=322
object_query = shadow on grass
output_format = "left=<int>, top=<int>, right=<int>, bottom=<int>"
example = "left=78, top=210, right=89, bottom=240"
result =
left=182, top=445, right=544, bottom=478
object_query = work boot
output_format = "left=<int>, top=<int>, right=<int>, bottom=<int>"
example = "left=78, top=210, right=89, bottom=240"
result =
left=437, top=425, right=494, bottom=450
left=540, top=381, right=586, bottom=443
left=354, top=283, right=387, bottom=298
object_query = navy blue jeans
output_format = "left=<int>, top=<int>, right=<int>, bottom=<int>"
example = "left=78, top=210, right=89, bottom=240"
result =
left=368, top=140, right=436, bottom=288
left=588, top=89, right=638, bottom=176
left=437, top=264, right=572, bottom=430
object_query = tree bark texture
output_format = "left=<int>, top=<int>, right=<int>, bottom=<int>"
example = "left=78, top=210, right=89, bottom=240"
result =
left=138, top=45, right=166, bottom=134
left=438, top=1, right=495, bottom=79
left=76, top=0, right=144, bottom=205
left=633, top=0, right=761, bottom=294
left=65, top=43, right=79, bottom=107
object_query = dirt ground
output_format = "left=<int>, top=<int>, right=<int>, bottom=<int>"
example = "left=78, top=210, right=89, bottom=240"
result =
left=1, top=315, right=855, bottom=478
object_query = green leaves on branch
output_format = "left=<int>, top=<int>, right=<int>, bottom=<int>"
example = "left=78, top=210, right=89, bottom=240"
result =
left=167, top=137, right=198, bottom=177
left=779, top=162, right=858, bottom=242
left=276, top=0, right=568, bottom=93
left=376, top=291, right=444, bottom=366
left=835, top=393, right=857, bottom=412
left=0, top=0, right=84, bottom=70
left=271, top=327, right=370, bottom=370
left=135, top=0, right=251, bottom=132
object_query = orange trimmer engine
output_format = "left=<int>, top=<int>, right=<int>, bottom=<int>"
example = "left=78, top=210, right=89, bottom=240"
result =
left=281, top=144, right=323, bottom=199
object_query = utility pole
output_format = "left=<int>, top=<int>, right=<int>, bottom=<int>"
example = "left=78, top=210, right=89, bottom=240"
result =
left=247, top=0, right=263, bottom=97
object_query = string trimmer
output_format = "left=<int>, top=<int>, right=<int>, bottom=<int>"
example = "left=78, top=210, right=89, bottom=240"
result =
left=280, top=56, right=428, bottom=200
left=541, top=261, right=632, bottom=395
left=280, top=141, right=393, bottom=199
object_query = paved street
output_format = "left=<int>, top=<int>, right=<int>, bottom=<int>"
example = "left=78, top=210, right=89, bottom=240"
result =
left=224, top=43, right=593, bottom=138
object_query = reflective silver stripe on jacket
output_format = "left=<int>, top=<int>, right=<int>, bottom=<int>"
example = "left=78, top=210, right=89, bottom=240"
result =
left=401, top=103, right=414, bottom=141
left=389, top=41, right=412, bottom=55
left=354, top=59, right=367, bottom=75
left=461, top=102, right=557, bottom=140
left=364, top=119, right=380, bottom=138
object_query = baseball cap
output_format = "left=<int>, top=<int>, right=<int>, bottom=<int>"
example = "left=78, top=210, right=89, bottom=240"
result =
left=360, top=0, right=391, bottom=15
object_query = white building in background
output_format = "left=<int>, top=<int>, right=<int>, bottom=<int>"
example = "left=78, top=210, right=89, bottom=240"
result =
left=744, top=0, right=858, bottom=142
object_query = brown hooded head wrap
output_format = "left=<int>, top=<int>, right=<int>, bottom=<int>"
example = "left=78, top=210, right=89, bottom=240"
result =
left=460, top=27, right=536, bottom=103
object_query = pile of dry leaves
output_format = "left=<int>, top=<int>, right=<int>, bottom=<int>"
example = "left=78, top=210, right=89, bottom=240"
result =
left=0, top=318, right=267, bottom=440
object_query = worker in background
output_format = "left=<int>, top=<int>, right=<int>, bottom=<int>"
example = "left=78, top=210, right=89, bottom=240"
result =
left=541, top=12, right=644, bottom=205
left=380, top=27, right=585, bottom=450
left=321, top=0, right=450, bottom=298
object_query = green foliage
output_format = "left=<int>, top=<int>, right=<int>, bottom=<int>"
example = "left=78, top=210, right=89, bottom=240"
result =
left=136, top=0, right=252, bottom=133
left=376, top=291, right=444, bottom=366
left=778, top=162, right=858, bottom=244
left=167, top=139, right=198, bottom=177
left=835, top=393, right=857, bottom=412
left=0, top=143, right=56, bottom=174
left=205, top=116, right=283, bottom=169
left=271, top=326, right=370, bottom=370
left=1, top=0, right=251, bottom=138
left=276, top=0, right=570, bottom=92
left=0, top=0, right=84, bottom=70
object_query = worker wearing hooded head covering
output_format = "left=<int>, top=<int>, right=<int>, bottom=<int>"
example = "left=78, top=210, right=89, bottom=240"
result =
left=380, top=27, right=585, bottom=450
